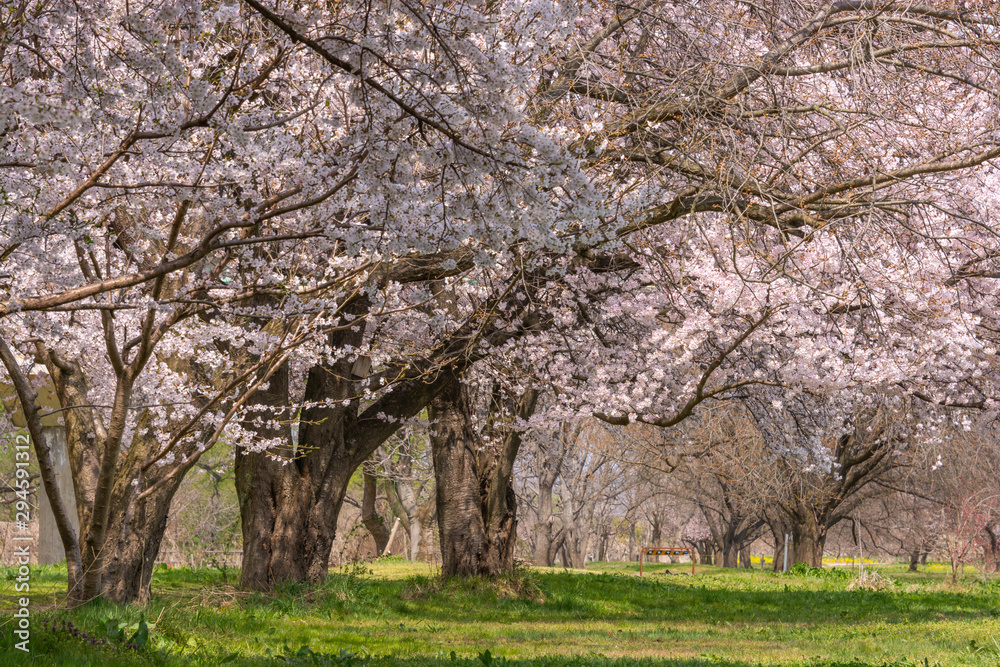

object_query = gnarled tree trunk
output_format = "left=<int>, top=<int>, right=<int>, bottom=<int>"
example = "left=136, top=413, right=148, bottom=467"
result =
left=101, top=348, right=232, bottom=602
left=102, top=468, right=183, bottom=603
left=791, top=516, right=826, bottom=568
left=235, top=324, right=454, bottom=589
left=430, top=377, right=537, bottom=577
left=234, top=264, right=547, bottom=589
left=236, top=359, right=358, bottom=588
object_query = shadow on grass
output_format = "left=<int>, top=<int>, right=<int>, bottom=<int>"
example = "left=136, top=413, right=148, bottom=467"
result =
left=385, top=571, right=1000, bottom=627
left=6, top=565, right=999, bottom=627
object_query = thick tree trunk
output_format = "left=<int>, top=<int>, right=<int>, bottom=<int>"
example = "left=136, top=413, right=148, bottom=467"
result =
left=791, top=518, right=826, bottom=568
left=559, top=495, right=588, bottom=569
left=392, top=474, right=432, bottom=561
left=416, top=505, right=436, bottom=562
left=99, top=413, right=188, bottom=603
left=908, top=549, right=920, bottom=572
left=237, top=443, right=357, bottom=588
left=102, top=472, right=182, bottom=603
left=407, top=517, right=423, bottom=561
left=35, top=339, right=224, bottom=603
left=238, top=446, right=356, bottom=587
left=236, top=359, right=359, bottom=589
left=33, top=346, right=139, bottom=603
left=431, top=379, right=514, bottom=577
left=234, top=290, right=471, bottom=590
left=534, top=422, right=571, bottom=567
left=430, top=378, right=537, bottom=577
left=78, top=373, right=136, bottom=602
left=721, top=543, right=739, bottom=568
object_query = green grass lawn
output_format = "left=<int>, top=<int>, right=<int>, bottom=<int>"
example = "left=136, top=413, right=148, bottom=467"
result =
left=2, top=558, right=999, bottom=666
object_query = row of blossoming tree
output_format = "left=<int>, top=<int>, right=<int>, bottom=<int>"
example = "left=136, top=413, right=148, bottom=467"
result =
left=1, top=0, right=999, bottom=605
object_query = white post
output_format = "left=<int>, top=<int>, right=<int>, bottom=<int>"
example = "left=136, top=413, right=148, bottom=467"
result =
left=37, top=426, right=78, bottom=565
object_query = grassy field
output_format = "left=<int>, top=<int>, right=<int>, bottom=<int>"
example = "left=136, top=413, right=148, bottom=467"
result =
left=2, top=557, right=999, bottom=666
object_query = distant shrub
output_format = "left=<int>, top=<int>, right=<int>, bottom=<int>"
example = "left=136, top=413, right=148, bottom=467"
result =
left=375, top=554, right=406, bottom=563
left=846, top=571, right=895, bottom=592
left=402, top=567, right=544, bottom=603
left=788, top=562, right=852, bottom=579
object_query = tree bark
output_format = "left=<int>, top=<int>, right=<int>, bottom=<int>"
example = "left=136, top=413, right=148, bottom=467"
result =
left=791, top=517, right=826, bottom=568
left=232, top=261, right=549, bottom=589
left=597, top=530, right=609, bottom=562
left=431, top=378, right=505, bottom=576
left=533, top=449, right=559, bottom=567
left=765, top=513, right=788, bottom=572
left=236, top=358, right=360, bottom=589
left=721, top=542, right=739, bottom=568
left=102, top=465, right=183, bottom=603
left=430, top=377, right=537, bottom=577
left=558, top=494, right=588, bottom=569
left=650, top=516, right=662, bottom=545
left=691, top=538, right=715, bottom=565
left=361, top=472, right=390, bottom=555
left=391, top=464, right=433, bottom=562
left=533, top=485, right=555, bottom=567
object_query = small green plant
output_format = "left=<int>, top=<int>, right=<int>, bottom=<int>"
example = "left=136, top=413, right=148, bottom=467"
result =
left=277, top=644, right=370, bottom=665
left=477, top=648, right=508, bottom=666
left=969, top=636, right=1000, bottom=659
left=375, top=553, right=406, bottom=563
left=41, top=616, right=149, bottom=652
left=208, top=554, right=231, bottom=584
left=104, top=617, right=150, bottom=650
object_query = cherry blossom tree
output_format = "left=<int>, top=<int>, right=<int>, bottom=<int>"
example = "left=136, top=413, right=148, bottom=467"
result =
left=0, top=0, right=591, bottom=598
left=6, top=0, right=1000, bottom=600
